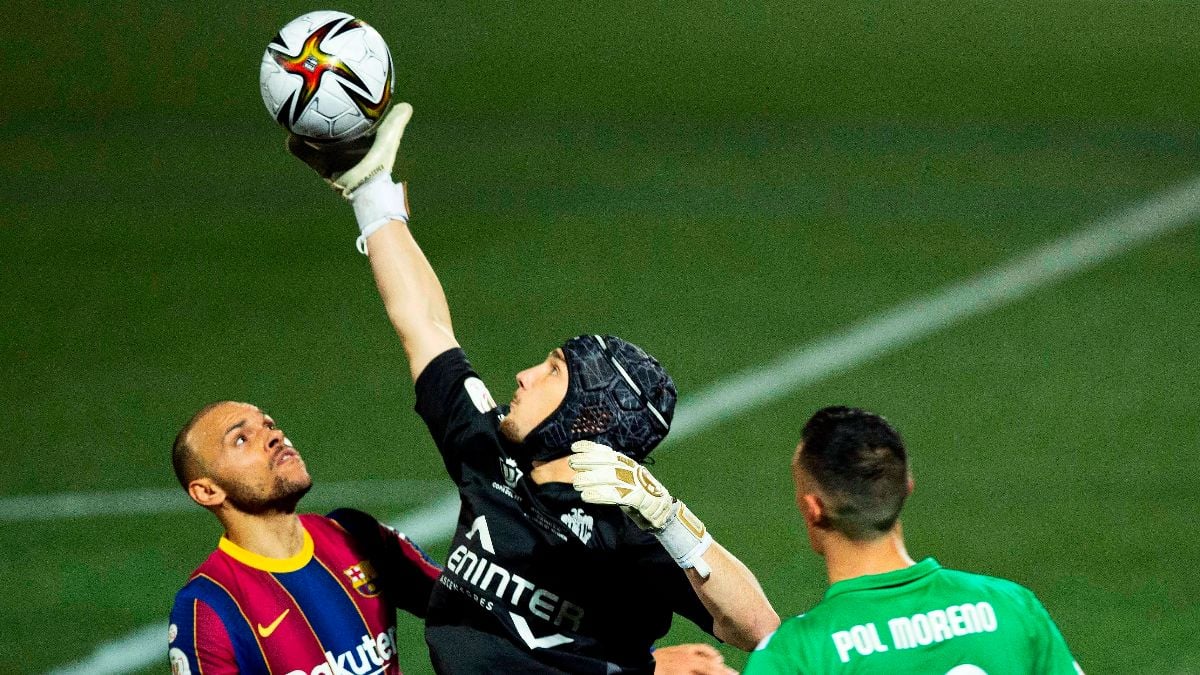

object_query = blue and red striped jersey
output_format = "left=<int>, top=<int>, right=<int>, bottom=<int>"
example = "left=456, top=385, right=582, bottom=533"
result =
left=168, top=509, right=442, bottom=675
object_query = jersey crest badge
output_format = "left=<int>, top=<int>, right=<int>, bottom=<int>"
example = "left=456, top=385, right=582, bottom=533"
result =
left=343, top=560, right=381, bottom=597
left=560, top=508, right=594, bottom=544
left=501, top=456, right=523, bottom=488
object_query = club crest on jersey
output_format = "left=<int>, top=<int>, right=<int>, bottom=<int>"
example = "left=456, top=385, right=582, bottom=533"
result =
left=501, top=456, right=523, bottom=488
left=560, top=508, right=594, bottom=544
left=343, top=560, right=380, bottom=597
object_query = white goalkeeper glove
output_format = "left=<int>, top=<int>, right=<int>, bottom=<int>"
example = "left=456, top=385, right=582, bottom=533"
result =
left=287, top=102, right=413, bottom=253
left=569, top=440, right=713, bottom=578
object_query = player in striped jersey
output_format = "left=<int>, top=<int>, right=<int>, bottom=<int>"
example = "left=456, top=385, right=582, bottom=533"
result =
left=167, top=401, right=442, bottom=675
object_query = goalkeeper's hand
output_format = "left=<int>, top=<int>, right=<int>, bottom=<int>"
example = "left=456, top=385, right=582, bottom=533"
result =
left=570, top=440, right=713, bottom=577
left=287, top=102, right=413, bottom=198
left=287, top=103, right=413, bottom=252
left=569, top=439, right=675, bottom=529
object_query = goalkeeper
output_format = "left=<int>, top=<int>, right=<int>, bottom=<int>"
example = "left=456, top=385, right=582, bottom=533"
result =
left=288, top=103, right=779, bottom=673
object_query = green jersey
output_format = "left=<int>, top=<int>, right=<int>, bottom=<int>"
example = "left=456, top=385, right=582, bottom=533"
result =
left=743, top=558, right=1081, bottom=675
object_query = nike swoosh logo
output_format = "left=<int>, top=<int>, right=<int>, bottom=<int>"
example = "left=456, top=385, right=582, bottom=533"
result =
left=257, top=609, right=289, bottom=638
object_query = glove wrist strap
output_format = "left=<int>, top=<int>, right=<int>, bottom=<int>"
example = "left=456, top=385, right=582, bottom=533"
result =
left=653, top=501, right=713, bottom=579
left=348, top=174, right=409, bottom=255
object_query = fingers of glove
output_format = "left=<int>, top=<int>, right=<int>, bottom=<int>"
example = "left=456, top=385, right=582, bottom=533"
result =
left=567, top=453, right=620, bottom=472
left=571, top=439, right=611, bottom=453
left=569, top=440, right=639, bottom=471
left=379, top=102, right=414, bottom=140
left=568, top=447, right=630, bottom=472
left=576, top=485, right=627, bottom=506
left=569, top=439, right=619, bottom=460
left=570, top=467, right=627, bottom=490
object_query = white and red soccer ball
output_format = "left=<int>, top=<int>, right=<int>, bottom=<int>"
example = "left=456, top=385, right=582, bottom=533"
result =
left=259, top=11, right=393, bottom=143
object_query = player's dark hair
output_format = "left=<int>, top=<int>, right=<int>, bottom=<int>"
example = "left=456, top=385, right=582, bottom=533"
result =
left=797, top=406, right=909, bottom=541
left=171, top=401, right=224, bottom=490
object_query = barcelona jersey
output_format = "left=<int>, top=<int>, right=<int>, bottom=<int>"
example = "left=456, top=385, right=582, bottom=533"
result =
left=168, top=509, right=441, bottom=675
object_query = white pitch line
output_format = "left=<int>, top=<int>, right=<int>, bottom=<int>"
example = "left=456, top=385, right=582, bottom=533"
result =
left=0, top=479, right=447, bottom=522
left=46, top=173, right=1200, bottom=674
left=384, top=489, right=464, bottom=544
left=671, top=173, right=1200, bottom=438
left=47, top=624, right=165, bottom=675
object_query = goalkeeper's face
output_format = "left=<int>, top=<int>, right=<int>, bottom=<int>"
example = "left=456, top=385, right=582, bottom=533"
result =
left=189, top=402, right=313, bottom=515
left=500, top=348, right=570, bottom=444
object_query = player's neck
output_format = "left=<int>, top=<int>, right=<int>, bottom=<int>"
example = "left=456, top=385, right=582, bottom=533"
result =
left=221, top=510, right=306, bottom=560
left=530, top=455, right=575, bottom=484
left=822, top=525, right=915, bottom=585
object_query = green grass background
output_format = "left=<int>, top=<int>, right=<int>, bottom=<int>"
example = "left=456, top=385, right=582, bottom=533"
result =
left=2, top=1, right=1198, bottom=672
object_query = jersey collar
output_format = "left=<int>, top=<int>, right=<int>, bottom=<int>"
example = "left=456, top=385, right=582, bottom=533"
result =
left=218, top=527, right=314, bottom=573
left=824, top=557, right=941, bottom=601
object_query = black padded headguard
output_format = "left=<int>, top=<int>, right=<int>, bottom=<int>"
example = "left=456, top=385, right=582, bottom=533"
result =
left=522, top=334, right=676, bottom=463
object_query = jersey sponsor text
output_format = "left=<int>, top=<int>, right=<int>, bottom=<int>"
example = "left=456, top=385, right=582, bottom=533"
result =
left=280, top=629, right=397, bottom=675
left=446, top=516, right=586, bottom=632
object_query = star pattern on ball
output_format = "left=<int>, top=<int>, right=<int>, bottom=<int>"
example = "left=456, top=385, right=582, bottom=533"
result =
left=267, top=18, right=373, bottom=126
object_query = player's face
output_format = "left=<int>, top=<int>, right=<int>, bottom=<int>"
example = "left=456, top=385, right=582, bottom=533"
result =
left=190, top=402, right=312, bottom=514
left=501, top=348, right=570, bottom=443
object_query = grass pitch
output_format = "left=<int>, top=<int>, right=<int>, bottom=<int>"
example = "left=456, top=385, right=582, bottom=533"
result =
left=3, top=2, right=1198, bottom=672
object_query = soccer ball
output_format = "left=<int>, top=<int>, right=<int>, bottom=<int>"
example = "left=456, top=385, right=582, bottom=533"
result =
left=259, top=11, right=393, bottom=143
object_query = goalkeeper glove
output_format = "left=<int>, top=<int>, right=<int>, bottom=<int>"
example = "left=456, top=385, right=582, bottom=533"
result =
left=287, top=102, right=413, bottom=252
left=569, top=440, right=713, bottom=578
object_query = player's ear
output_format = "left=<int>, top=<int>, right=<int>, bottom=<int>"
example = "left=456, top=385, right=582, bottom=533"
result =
left=906, top=472, right=915, bottom=496
left=188, top=478, right=225, bottom=508
left=801, top=493, right=824, bottom=527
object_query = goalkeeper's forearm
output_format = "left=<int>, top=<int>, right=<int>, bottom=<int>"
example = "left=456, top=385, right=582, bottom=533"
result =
left=650, top=500, right=780, bottom=650
left=365, top=220, right=459, bottom=382
left=685, top=541, right=780, bottom=651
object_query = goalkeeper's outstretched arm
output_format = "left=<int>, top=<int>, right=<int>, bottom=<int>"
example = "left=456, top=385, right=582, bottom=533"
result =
left=570, top=441, right=780, bottom=651
left=365, top=220, right=459, bottom=382
left=289, top=103, right=458, bottom=382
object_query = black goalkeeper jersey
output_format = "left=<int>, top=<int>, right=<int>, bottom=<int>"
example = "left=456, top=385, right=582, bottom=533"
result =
left=415, top=348, right=714, bottom=674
